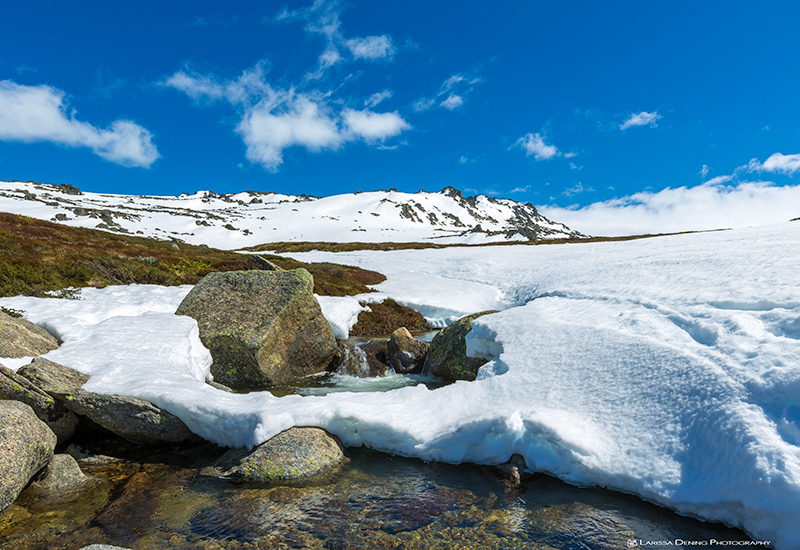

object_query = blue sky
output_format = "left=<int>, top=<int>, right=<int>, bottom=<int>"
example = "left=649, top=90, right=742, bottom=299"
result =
left=1, top=0, right=798, bottom=234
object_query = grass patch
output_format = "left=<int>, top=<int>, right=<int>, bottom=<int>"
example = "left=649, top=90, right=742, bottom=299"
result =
left=0, top=212, right=385, bottom=298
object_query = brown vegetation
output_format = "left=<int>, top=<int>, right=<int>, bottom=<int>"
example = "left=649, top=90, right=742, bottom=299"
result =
left=350, top=299, right=430, bottom=337
left=0, top=212, right=385, bottom=298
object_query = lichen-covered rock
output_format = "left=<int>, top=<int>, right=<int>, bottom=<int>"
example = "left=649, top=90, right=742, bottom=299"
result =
left=176, top=269, right=337, bottom=390
left=0, top=363, right=78, bottom=443
left=18, top=359, right=196, bottom=445
left=0, top=400, right=57, bottom=515
left=29, top=453, right=88, bottom=491
left=428, top=311, right=498, bottom=380
left=387, top=327, right=429, bottom=374
left=16, top=357, right=88, bottom=393
left=0, top=311, right=59, bottom=358
left=206, top=427, right=345, bottom=482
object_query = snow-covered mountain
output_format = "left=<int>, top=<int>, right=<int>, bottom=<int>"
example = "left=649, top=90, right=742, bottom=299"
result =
left=0, top=180, right=586, bottom=249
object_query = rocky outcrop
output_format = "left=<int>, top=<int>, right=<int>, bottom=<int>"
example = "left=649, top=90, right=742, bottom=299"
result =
left=206, top=427, right=345, bottom=482
left=428, top=311, right=498, bottom=381
left=0, top=400, right=57, bottom=515
left=176, top=269, right=337, bottom=390
left=387, top=327, right=428, bottom=374
left=0, top=311, right=59, bottom=358
left=0, top=363, right=78, bottom=443
left=17, top=359, right=196, bottom=445
left=29, top=453, right=89, bottom=491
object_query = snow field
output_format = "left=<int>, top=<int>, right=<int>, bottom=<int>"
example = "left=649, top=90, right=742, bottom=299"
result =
left=1, top=222, right=799, bottom=546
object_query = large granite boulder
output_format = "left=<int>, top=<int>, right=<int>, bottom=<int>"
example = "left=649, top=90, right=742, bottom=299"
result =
left=206, top=427, right=345, bottom=482
left=176, top=269, right=337, bottom=390
left=387, top=327, right=428, bottom=374
left=17, top=359, right=196, bottom=445
left=0, top=311, right=59, bottom=358
left=428, top=311, right=498, bottom=381
left=0, top=363, right=78, bottom=443
left=0, top=400, right=57, bottom=515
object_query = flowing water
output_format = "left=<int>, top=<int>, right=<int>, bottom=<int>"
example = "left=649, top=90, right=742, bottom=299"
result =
left=0, top=442, right=752, bottom=550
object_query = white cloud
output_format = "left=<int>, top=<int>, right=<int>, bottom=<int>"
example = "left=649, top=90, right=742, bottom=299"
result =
left=238, top=93, right=344, bottom=170
left=539, top=179, right=800, bottom=237
left=0, top=80, right=159, bottom=168
left=365, top=89, right=392, bottom=108
left=699, top=164, right=710, bottom=179
left=620, top=111, right=661, bottom=130
left=564, top=151, right=577, bottom=158
left=346, top=35, right=395, bottom=60
left=342, top=108, right=410, bottom=142
left=164, top=66, right=410, bottom=171
left=440, top=94, right=463, bottom=110
left=512, top=133, right=560, bottom=161
left=509, top=185, right=530, bottom=194
left=758, top=152, right=800, bottom=175
left=459, top=156, right=468, bottom=164
left=569, top=162, right=583, bottom=170
left=562, top=182, right=593, bottom=196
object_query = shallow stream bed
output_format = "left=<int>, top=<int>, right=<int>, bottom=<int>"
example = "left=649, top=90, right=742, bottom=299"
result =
left=0, top=443, right=752, bottom=550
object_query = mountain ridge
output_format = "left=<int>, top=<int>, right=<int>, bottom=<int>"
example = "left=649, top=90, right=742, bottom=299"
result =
left=0, top=180, right=587, bottom=250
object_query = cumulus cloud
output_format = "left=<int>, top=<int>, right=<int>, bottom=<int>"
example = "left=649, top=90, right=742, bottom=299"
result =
left=752, top=152, right=800, bottom=175
left=511, top=133, right=560, bottom=160
left=163, top=65, right=410, bottom=171
left=342, top=108, right=410, bottom=142
left=0, top=80, right=159, bottom=167
left=620, top=111, right=661, bottom=130
left=699, top=164, right=710, bottom=179
left=539, top=179, right=800, bottom=237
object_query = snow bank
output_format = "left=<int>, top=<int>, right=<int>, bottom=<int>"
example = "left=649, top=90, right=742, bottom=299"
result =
left=2, top=223, right=800, bottom=547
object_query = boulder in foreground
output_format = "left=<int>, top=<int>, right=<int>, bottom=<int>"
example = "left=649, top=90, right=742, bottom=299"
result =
left=176, top=269, right=337, bottom=390
left=17, top=358, right=196, bottom=445
left=0, top=311, right=59, bottom=358
left=428, top=311, right=498, bottom=381
left=0, top=400, right=57, bottom=515
left=206, top=427, right=345, bottom=482
left=0, top=363, right=78, bottom=443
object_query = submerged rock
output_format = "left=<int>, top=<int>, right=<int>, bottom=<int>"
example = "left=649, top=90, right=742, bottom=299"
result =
left=206, top=427, right=346, bottom=482
left=428, top=311, right=498, bottom=381
left=0, top=310, right=59, bottom=358
left=29, top=453, right=89, bottom=491
left=387, top=327, right=429, bottom=374
left=0, top=400, right=57, bottom=515
left=176, top=269, right=338, bottom=390
left=18, top=359, right=196, bottom=445
left=0, top=363, right=78, bottom=444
